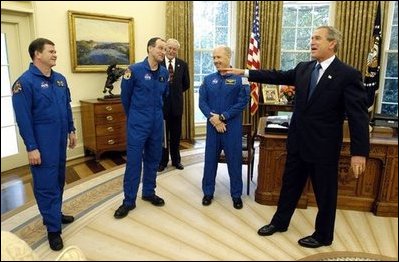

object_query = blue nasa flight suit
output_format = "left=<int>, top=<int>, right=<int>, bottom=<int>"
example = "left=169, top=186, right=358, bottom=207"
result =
left=120, top=58, right=169, bottom=207
left=199, top=72, right=250, bottom=198
left=12, top=63, right=75, bottom=233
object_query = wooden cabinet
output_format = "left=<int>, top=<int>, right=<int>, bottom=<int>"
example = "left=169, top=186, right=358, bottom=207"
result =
left=256, top=117, right=398, bottom=217
left=80, top=99, right=126, bottom=160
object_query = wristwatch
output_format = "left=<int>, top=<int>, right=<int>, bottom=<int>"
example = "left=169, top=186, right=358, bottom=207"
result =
left=219, top=114, right=226, bottom=122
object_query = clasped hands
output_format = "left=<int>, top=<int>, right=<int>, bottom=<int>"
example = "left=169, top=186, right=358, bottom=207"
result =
left=351, top=156, right=366, bottom=178
left=209, top=113, right=226, bottom=133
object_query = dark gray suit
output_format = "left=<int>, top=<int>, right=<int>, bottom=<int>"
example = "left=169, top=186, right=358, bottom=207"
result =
left=160, top=58, right=190, bottom=167
left=249, top=57, right=369, bottom=243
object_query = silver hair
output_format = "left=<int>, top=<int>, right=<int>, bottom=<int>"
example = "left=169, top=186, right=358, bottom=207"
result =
left=166, top=38, right=180, bottom=49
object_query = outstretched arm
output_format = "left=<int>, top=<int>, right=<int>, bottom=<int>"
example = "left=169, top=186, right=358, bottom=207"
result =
left=219, top=68, right=246, bottom=76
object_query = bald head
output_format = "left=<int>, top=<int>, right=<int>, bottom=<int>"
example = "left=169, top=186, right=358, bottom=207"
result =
left=213, top=45, right=231, bottom=71
left=214, top=45, right=231, bottom=59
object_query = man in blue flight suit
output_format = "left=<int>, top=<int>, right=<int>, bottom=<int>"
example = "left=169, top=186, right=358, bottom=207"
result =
left=114, top=37, right=169, bottom=219
left=11, top=38, right=77, bottom=251
left=199, top=45, right=250, bottom=209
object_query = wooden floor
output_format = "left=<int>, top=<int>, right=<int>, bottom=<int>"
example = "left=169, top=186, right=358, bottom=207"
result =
left=1, top=139, right=204, bottom=215
left=1, top=151, right=124, bottom=215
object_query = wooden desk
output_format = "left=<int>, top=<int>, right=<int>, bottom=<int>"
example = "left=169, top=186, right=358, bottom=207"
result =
left=256, top=117, right=398, bottom=217
left=259, top=102, right=294, bottom=116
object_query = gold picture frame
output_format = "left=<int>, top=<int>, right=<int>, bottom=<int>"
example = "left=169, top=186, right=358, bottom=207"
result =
left=68, top=11, right=134, bottom=73
left=262, top=84, right=279, bottom=103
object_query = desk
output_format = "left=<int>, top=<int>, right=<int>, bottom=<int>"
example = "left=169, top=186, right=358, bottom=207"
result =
left=259, top=102, right=294, bottom=116
left=256, top=117, right=398, bottom=217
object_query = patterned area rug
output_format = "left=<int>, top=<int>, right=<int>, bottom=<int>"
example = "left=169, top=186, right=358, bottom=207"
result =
left=1, top=149, right=205, bottom=250
left=1, top=148, right=397, bottom=261
left=299, top=251, right=397, bottom=261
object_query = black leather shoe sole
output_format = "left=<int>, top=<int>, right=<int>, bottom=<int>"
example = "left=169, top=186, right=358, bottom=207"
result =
left=114, top=204, right=135, bottom=219
left=202, top=195, right=213, bottom=206
left=48, top=232, right=63, bottom=251
left=298, top=236, right=332, bottom=248
left=61, top=215, right=74, bottom=224
left=257, top=224, right=287, bottom=236
left=142, top=195, right=165, bottom=206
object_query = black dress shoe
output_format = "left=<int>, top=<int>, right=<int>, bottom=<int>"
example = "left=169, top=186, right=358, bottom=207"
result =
left=48, top=232, right=63, bottom=251
left=61, top=214, right=74, bottom=224
left=232, top=197, right=243, bottom=209
left=202, top=195, right=213, bottom=206
left=173, top=163, right=184, bottom=170
left=142, top=195, right=165, bottom=206
left=114, top=204, right=136, bottom=219
left=257, top=224, right=287, bottom=236
left=158, top=165, right=166, bottom=172
left=298, top=235, right=332, bottom=248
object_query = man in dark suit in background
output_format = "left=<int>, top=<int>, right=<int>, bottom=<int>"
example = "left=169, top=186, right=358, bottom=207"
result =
left=158, top=38, right=190, bottom=172
left=222, top=26, right=369, bottom=248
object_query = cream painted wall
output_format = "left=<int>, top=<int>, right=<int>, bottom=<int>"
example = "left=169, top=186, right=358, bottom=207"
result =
left=33, top=1, right=166, bottom=105
left=2, top=1, right=166, bottom=163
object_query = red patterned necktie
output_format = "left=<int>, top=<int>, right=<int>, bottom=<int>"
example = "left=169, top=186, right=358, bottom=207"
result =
left=168, top=60, right=174, bottom=82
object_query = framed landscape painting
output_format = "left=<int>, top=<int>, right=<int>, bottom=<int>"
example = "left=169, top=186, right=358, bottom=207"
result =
left=68, top=11, right=134, bottom=72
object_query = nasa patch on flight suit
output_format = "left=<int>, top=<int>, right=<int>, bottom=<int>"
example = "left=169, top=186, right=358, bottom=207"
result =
left=41, top=81, right=49, bottom=89
left=225, top=79, right=236, bottom=85
left=12, top=81, right=22, bottom=94
left=56, top=80, right=65, bottom=87
left=123, top=68, right=132, bottom=80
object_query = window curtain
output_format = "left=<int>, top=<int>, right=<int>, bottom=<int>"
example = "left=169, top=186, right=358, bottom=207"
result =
left=334, top=1, right=387, bottom=75
left=165, top=1, right=195, bottom=142
left=235, top=1, right=283, bottom=131
left=335, top=1, right=388, bottom=116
